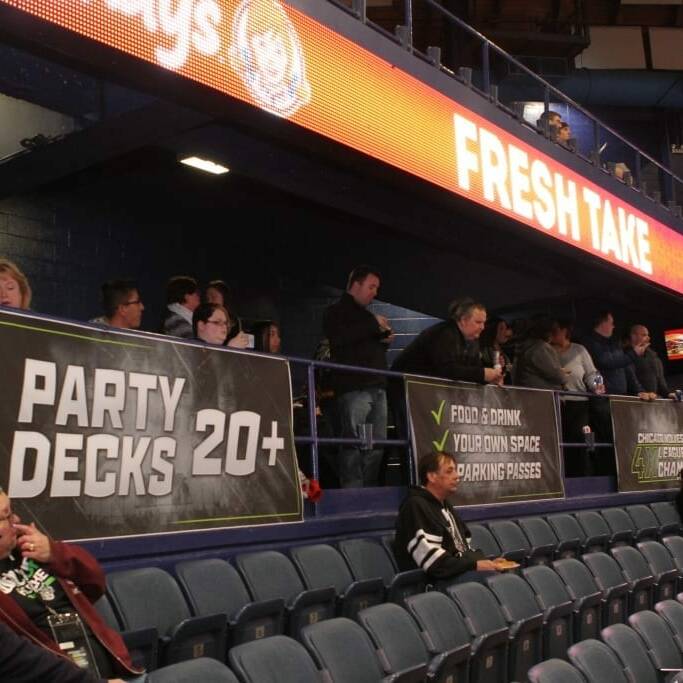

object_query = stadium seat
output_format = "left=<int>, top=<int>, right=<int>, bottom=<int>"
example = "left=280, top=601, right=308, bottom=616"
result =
left=651, top=501, right=682, bottom=537
left=356, top=603, right=437, bottom=681
left=489, top=519, right=551, bottom=565
left=175, top=558, right=285, bottom=647
left=521, top=565, right=577, bottom=647
left=301, top=616, right=423, bottom=683
left=403, top=591, right=471, bottom=683
left=290, top=543, right=384, bottom=619
left=468, top=523, right=503, bottom=560
left=106, top=567, right=226, bottom=667
left=552, top=558, right=606, bottom=634
left=663, top=535, right=683, bottom=573
left=625, top=504, right=661, bottom=542
left=580, top=553, right=630, bottom=622
left=629, top=610, right=683, bottom=674
left=527, top=658, right=588, bottom=683
left=519, top=516, right=574, bottom=560
left=567, top=638, right=629, bottom=683
left=381, top=533, right=398, bottom=570
left=147, top=658, right=239, bottom=683
left=600, top=508, right=636, bottom=546
left=446, top=582, right=511, bottom=682
left=600, top=623, right=659, bottom=683
left=637, top=541, right=680, bottom=601
left=654, top=598, right=683, bottom=651
left=546, top=514, right=585, bottom=556
left=574, top=510, right=611, bottom=552
left=235, top=550, right=335, bottom=640
left=338, top=538, right=426, bottom=606
left=95, top=594, right=159, bottom=671
left=228, top=635, right=320, bottom=683
left=610, top=546, right=656, bottom=609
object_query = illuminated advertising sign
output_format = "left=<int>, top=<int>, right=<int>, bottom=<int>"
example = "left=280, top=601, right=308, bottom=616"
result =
left=665, top=328, right=683, bottom=361
left=3, top=0, right=683, bottom=293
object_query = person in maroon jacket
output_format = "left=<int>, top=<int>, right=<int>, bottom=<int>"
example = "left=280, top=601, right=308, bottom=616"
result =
left=0, top=488, right=141, bottom=681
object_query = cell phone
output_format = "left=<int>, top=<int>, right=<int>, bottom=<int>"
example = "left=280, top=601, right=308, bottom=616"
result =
left=244, top=333, right=255, bottom=349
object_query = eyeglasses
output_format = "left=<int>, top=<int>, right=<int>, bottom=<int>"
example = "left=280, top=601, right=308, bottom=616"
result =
left=122, top=299, right=143, bottom=306
left=206, top=319, right=229, bottom=328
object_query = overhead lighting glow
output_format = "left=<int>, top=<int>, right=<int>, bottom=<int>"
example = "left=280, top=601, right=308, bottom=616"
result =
left=179, top=156, right=230, bottom=175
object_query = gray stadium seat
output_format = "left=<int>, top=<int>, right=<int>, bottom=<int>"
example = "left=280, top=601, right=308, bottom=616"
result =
left=527, top=658, right=588, bottom=683
left=338, top=538, right=426, bottom=606
left=663, top=535, right=683, bottom=574
left=610, top=546, right=656, bottom=609
left=468, top=523, right=502, bottom=560
left=290, top=544, right=384, bottom=619
left=629, top=610, right=683, bottom=675
left=175, top=558, right=285, bottom=647
left=580, top=552, right=630, bottom=622
left=600, top=508, right=636, bottom=546
left=637, top=541, right=680, bottom=602
left=567, top=638, right=629, bottom=683
left=546, top=514, right=585, bottom=556
left=148, top=658, right=239, bottom=683
left=302, top=616, right=421, bottom=683
left=489, top=519, right=551, bottom=565
left=228, top=635, right=321, bottom=683
left=446, top=582, right=511, bottom=683
left=651, top=501, right=682, bottom=537
left=381, top=533, right=398, bottom=570
left=519, top=516, right=572, bottom=560
left=654, top=598, right=683, bottom=651
left=357, top=603, right=433, bottom=681
left=625, top=504, right=661, bottom=542
left=235, top=550, right=335, bottom=640
left=403, top=591, right=471, bottom=683
left=521, top=565, right=577, bottom=647
left=552, top=558, right=606, bottom=633
left=600, top=623, right=659, bottom=683
left=574, top=511, right=610, bottom=553
left=106, top=567, right=227, bottom=667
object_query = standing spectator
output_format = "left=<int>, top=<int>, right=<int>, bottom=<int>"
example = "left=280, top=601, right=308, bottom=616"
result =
left=479, top=317, right=513, bottom=383
left=323, top=265, right=392, bottom=488
left=583, top=311, right=651, bottom=399
left=93, top=280, right=144, bottom=330
left=557, top=123, right=576, bottom=151
left=0, top=258, right=31, bottom=309
left=626, top=324, right=675, bottom=399
left=161, top=275, right=201, bottom=339
left=205, top=279, right=230, bottom=307
left=512, top=316, right=567, bottom=390
left=536, top=110, right=562, bottom=140
left=391, top=299, right=502, bottom=385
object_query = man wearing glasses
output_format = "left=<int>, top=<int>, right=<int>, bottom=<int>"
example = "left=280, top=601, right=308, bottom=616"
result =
left=92, top=280, right=145, bottom=331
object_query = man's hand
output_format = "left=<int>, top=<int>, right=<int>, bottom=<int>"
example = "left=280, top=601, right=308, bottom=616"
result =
left=484, top=367, right=503, bottom=385
left=633, top=342, right=649, bottom=356
left=476, top=559, right=499, bottom=571
left=375, top=314, right=391, bottom=331
left=380, top=332, right=395, bottom=345
left=14, top=522, right=52, bottom=563
left=637, top=392, right=656, bottom=401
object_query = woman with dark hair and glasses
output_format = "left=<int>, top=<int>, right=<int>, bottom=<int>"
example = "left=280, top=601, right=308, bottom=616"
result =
left=193, top=303, right=250, bottom=348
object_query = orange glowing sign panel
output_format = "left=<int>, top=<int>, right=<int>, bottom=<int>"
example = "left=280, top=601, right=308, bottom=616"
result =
left=665, top=329, right=683, bottom=361
left=4, top=0, right=683, bottom=294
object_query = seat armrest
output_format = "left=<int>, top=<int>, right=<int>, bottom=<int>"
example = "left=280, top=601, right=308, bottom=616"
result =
left=340, top=577, right=385, bottom=608
left=502, top=548, right=526, bottom=563
left=121, top=626, right=159, bottom=672
left=528, top=543, right=556, bottom=562
left=507, top=613, right=544, bottom=639
left=166, top=613, right=227, bottom=663
left=426, top=643, right=471, bottom=678
left=575, top=590, right=603, bottom=611
left=383, top=663, right=429, bottom=683
left=603, top=582, right=630, bottom=601
left=387, top=570, right=426, bottom=604
left=542, top=599, right=573, bottom=624
left=229, top=597, right=285, bottom=644
left=470, top=626, right=509, bottom=656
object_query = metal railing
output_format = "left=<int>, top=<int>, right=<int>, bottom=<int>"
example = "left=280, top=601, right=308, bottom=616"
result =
left=326, top=0, right=683, bottom=219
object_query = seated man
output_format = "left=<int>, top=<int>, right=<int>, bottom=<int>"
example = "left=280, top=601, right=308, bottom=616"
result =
left=394, top=451, right=508, bottom=585
left=91, top=279, right=144, bottom=330
left=0, top=488, right=142, bottom=681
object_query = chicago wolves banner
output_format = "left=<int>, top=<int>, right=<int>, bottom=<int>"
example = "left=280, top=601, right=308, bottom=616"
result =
left=0, top=309, right=302, bottom=540
left=406, top=378, right=564, bottom=505
left=611, top=397, right=683, bottom=492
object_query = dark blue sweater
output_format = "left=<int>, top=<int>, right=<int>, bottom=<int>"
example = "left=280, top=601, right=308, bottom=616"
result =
left=583, top=331, right=643, bottom=396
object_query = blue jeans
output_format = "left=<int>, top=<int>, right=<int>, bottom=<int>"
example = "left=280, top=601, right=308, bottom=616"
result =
left=336, top=387, right=387, bottom=488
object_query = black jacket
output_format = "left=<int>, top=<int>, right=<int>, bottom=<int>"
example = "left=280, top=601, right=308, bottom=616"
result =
left=583, top=331, right=643, bottom=396
left=391, top=320, right=485, bottom=384
left=513, top=338, right=566, bottom=390
left=323, top=293, right=389, bottom=394
left=394, top=486, right=484, bottom=579
left=629, top=348, right=671, bottom=397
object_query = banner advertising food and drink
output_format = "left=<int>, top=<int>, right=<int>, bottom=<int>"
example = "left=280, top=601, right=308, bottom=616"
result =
left=611, top=396, right=683, bottom=492
left=0, top=309, right=302, bottom=540
left=406, top=378, right=564, bottom=505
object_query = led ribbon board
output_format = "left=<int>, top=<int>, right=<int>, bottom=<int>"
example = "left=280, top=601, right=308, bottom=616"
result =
left=4, top=0, right=683, bottom=294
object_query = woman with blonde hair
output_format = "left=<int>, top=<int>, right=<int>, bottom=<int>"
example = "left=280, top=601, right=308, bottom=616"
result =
left=0, top=259, right=31, bottom=309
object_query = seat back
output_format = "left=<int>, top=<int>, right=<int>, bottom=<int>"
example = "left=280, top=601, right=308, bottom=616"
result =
left=625, top=504, right=660, bottom=541
left=600, top=508, right=635, bottom=544
left=404, top=590, right=471, bottom=653
left=654, top=599, right=683, bottom=651
left=663, top=534, right=683, bottom=572
left=357, top=603, right=429, bottom=676
left=523, top=565, right=571, bottom=610
left=527, top=658, right=588, bottom=683
left=637, top=540, right=678, bottom=601
left=107, top=567, right=190, bottom=635
left=147, top=658, right=239, bottom=683
left=468, top=523, right=502, bottom=559
left=610, top=546, right=654, bottom=610
left=301, top=617, right=387, bottom=683
left=518, top=517, right=560, bottom=556
left=381, top=534, right=398, bottom=570
left=567, top=639, right=629, bottom=683
left=547, top=514, right=585, bottom=552
left=290, top=544, right=353, bottom=594
left=574, top=511, right=610, bottom=551
left=228, top=635, right=320, bottom=683
left=235, top=550, right=305, bottom=602
left=553, top=558, right=600, bottom=599
left=487, top=520, right=530, bottom=562
left=650, top=501, right=682, bottom=535
left=601, top=623, right=658, bottom=683
left=582, top=552, right=625, bottom=592
left=338, top=538, right=394, bottom=586
left=94, top=594, right=121, bottom=630
left=628, top=609, right=683, bottom=670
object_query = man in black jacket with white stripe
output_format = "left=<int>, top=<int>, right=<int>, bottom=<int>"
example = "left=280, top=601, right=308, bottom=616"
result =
left=394, top=452, right=507, bottom=584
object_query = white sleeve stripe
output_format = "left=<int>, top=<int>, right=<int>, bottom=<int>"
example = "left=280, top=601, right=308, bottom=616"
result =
left=410, top=535, right=446, bottom=567
left=407, top=529, right=443, bottom=555
left=422, top=547, right=446, bottom=570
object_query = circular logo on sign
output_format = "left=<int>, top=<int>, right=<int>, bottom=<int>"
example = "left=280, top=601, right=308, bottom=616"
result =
left=230, top=0, right=312, bottom=118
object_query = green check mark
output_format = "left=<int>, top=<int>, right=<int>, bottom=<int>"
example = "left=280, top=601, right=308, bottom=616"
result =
left=432, top=429, right=450, bottom=452
left=431, top=399, right=446, bottom=426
